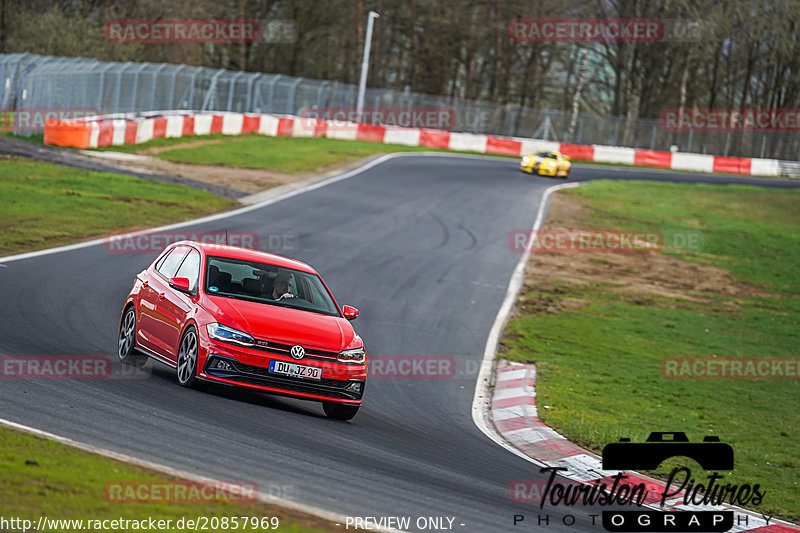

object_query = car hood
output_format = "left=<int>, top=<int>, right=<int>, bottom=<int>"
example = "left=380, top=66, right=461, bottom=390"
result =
left=203, top=295, right=355, bottom=350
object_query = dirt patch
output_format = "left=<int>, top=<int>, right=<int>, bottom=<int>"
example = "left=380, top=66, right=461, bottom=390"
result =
left=522, top=193, right=766, bottom=307
left=138, top=138, right=233, bottom=155
left=113, top=154, right=364, bottom=194
left=91, top=137, right=372, bottom=193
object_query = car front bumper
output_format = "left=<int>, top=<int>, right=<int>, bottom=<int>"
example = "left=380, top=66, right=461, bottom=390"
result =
left=198, top=338, right=366, bottom=405
left=520, top=161, right=557, bottom=175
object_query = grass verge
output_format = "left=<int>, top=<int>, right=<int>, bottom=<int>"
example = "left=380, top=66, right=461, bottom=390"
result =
left=0, top=425, right=333, bottom=532
left=150, top=135, right=440, bottom=172
left=91, top=133, right=507, bottom=171
left=0, top=156, right=236, bottom=256
left=500, top=180, right=800, bottom=521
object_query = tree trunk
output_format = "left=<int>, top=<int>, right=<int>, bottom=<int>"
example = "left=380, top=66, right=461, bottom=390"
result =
left=566, top=49, right=587, bottom=143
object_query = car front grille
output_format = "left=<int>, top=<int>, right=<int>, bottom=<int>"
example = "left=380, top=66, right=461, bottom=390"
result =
left=203, top=356, right=364, bottom=401
left=251, top=339, right=340, bottom=362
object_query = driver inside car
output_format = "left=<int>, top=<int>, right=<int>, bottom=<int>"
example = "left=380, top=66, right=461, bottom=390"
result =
left=270, top=271, right=295, bottom=300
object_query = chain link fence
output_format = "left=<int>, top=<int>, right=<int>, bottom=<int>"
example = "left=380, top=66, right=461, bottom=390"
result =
left=1, top=52, right=798, bottom=161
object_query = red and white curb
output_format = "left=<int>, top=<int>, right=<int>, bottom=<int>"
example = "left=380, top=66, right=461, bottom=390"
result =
left=491, top=361, right=798, bottom=532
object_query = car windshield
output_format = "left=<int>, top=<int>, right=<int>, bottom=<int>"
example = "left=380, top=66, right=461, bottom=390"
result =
left=535, top=151, right=557, bottom=159
left=204, top=256, right=340, bottom=317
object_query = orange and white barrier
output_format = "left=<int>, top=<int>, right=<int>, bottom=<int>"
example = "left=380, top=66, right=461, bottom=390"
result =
left=43, top=110, right=780, bottom=176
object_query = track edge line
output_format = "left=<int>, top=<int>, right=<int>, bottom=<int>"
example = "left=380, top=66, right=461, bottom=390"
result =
left=469, top=181, right=580, bottom=465
left=0, top=416, right=405, bottom=533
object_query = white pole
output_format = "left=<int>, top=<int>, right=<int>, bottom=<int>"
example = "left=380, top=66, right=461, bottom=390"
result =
left=356, top=10, right=380, bottom=123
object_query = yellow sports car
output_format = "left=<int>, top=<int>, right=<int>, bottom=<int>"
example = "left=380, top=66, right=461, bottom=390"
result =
left=520, top=150, right=571, bottom=178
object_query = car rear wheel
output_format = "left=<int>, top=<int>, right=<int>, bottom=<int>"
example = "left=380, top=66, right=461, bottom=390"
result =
left=322, top=402, right=360, bottom=421
left=177, top=327, right=199, bottom=388
left=118, top=306, right=147, bottom=367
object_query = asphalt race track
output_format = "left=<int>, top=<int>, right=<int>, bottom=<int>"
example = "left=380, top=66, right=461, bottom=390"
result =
left=0, top=155, right=797, bottom=532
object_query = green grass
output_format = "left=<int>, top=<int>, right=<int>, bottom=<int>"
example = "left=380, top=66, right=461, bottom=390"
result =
left=92, top=133, right=502, bottom=172
left=2, top=131, right=46, bottom=144
left=0, top=426, right=330, bottom=532
left=570, top=180, right=800, bottom=294
left=0, top=156, right=236, bottom=256
left=150, top=135, right=443, bottom=173
left=501, top=181, right=800, bottom=521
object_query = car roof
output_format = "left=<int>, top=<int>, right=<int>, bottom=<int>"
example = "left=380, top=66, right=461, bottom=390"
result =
left=175, top=241, right=317, bottom=274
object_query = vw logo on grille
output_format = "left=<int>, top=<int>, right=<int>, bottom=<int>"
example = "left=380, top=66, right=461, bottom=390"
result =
left=290, top=345, right=305, bottom=360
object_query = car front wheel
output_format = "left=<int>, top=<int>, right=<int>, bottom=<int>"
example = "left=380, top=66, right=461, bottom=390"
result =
left=177, top=327, right=200, bottom=388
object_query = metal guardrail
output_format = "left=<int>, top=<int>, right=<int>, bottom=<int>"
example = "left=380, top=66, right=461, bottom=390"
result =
left=0, top=52, right=798, bottom=161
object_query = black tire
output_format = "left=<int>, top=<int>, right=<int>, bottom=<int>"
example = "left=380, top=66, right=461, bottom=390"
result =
left=118, top=306, right=147, bottom=367
left=322, top=402, right=360, bottom=421
left=176, top=326, right=200, bottom=388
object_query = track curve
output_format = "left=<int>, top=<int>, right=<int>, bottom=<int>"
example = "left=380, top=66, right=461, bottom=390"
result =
left=0, top=154, right=797, bottom=532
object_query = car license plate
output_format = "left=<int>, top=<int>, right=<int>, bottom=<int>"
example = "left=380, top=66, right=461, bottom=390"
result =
left=269, top=360, right=322, bottom=381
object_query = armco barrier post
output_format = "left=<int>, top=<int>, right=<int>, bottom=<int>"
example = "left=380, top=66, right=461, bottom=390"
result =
left=112, top=62, right=131, bottom=114
left=201, top=69, right=224, bottom=111
left=149, top=64, right=167, bottom=111
left=128, top=63, right=149, bottom=112
left=186, top=68, right=200, bottom=109
left=287, top=77, right=302, bottom=114
left=266, top=74, right=281, bottom=112
left=167, top=65, right=184, bottom=108
left=228, top=71, right=244, bottom=111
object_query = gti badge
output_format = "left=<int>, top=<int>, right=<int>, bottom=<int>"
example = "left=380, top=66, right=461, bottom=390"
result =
left=290, top=345, right=305, bottom=360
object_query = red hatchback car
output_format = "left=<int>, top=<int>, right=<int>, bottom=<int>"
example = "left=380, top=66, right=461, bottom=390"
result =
left=118, top=241, right=366, bottom=420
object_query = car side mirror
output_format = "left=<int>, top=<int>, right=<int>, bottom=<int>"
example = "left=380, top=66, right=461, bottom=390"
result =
left=169, top=277, right=191, bottom=293
left=342, top=305, right=359, bottom=320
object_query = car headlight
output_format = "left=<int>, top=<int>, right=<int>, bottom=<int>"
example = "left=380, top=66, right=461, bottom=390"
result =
left=522, top=156, right=530, bottom=163
left=206, top=323, right=255, bottom=347
left=338, top=347, right=366, bottom=364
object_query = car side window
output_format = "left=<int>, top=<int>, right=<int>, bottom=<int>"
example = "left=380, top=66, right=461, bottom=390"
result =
left=174, top=248, right=200, bottom=292
left=156, top=246, right=189, bottom=279
left=154, top=250, right=170, bottom=272
left=305, top=278, right=326, bottom=305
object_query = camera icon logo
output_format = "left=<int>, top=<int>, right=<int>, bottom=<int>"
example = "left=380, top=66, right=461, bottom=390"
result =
left=602, top=432, right=734, bottom=471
